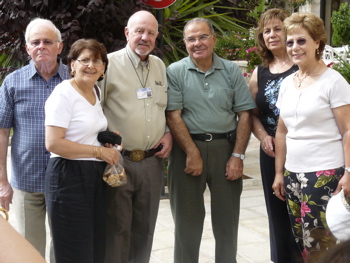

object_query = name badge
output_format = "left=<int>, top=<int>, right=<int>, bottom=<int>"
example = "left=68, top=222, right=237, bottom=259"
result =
left=136, top=87, right=153, bottom=99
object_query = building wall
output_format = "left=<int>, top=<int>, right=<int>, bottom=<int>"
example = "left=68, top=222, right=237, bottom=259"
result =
left=299, top=0, right=332, bottom=45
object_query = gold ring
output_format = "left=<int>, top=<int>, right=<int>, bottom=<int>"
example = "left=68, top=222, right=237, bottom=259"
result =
left=0, top=208, right=9, bottom=221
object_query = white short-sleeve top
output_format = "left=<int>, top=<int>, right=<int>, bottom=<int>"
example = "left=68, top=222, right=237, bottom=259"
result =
left=276, top=68, right=350, bottom=172
left=45, top=80, right=107, bottom=160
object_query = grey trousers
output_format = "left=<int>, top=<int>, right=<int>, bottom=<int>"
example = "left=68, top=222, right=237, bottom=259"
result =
left=104, top=155, right=163, bottom=263
left=168, top=139, right=242, bottom=263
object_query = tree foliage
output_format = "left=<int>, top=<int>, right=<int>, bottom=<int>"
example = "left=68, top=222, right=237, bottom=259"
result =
left=0, top=0, right=273, bottom=81
left=0, top=0, right=152, bottom=81
left=160, top=0, right=247, bottom=65
left=331, top=2, right=350, bottom=47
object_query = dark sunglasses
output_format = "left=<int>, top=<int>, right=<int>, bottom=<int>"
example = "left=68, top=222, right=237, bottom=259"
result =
left=285, top=38, right=307, bottom=48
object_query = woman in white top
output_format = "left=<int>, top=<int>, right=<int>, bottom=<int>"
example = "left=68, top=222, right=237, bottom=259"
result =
left=273, top=12, right=350, bottom=262
left=45, top=39, right=120, bottom=263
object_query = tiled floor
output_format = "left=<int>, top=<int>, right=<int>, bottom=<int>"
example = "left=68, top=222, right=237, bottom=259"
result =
left=7, top=136, right=273, bottom=263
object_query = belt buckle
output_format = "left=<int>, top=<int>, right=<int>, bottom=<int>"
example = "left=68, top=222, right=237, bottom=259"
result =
left=205, top=133, right=213, bottom=142
left=130, top=149, right=145, bottom=162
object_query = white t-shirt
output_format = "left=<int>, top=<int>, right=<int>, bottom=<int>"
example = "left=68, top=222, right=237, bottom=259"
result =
left=45, top=80, right=107, bottom=160
left=277, top=68, right=350, bottom=172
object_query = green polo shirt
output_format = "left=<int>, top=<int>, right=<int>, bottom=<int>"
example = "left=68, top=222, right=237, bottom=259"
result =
left=166, top=53, right=255, bottom=133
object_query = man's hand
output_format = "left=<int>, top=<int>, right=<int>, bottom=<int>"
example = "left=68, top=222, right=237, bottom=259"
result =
left=225, top=157, right=243, bottom=181
left=154, top=132, right=173, bottom=159
left=185, top=149, right=203, bottom=176
left=0, top=181, right=13, bottom=212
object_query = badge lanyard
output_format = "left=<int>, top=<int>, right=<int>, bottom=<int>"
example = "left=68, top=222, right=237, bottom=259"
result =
left=127, top=52, right=150, bottom=89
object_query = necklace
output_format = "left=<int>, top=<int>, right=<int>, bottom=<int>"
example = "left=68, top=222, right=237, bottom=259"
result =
left=272, top=57, right=289, bottom=74
left=295, top=71, right=309, bottom=87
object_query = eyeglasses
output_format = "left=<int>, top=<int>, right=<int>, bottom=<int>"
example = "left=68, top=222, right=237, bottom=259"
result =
left=29, top=39, right=59, bottom=47
left=76, top=58, right=104, bottom=66
left=285, top=38, right=307, bottom=48
left=184, top=34, right=213, bottom=44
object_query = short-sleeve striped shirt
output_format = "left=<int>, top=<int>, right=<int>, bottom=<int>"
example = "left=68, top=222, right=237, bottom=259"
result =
left=0, top=60, right=69, bottom=193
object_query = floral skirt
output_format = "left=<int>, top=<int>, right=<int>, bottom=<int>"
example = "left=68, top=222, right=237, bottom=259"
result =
left=284, top=167, right=343, bottom=262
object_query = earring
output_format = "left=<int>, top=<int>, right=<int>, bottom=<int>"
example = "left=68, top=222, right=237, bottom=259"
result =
left=316, top=48, right=320, bottom=55
left=100, top=73, right=105, bottom=79
left=71, top=70, right=75, bottom=77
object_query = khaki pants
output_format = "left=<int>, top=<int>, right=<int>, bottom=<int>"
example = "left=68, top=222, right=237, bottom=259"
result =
left=13, top=188, right=55, bottom=263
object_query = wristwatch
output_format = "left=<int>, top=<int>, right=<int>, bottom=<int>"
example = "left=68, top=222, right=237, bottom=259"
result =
left=345, top=167, right=350, bottom=172
left=232, top=153, right=245, bottom=160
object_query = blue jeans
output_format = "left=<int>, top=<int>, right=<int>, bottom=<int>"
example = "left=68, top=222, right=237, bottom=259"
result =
left=45, top=158, right=107, bottom=263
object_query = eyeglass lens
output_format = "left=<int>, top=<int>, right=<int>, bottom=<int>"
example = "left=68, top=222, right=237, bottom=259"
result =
left=77, top=59, right=103, bottom=66
left=30, top=39, right=56, bottom=47
left=185, top=35, right=211, bottom=43
left=286, top=38, right=307, bottom=48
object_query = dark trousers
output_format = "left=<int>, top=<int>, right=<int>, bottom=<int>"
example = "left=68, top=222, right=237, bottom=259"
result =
left=45, top=158, right=107, bottom=263
left=168, top=139, right=242, bottom=263
left=104, top=156, right=163, bottom=263
left=260, top=148, right=300, bottom=263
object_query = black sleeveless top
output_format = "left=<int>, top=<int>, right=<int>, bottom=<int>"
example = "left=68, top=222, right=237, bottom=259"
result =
left=256, top=64, right=298, bottom=137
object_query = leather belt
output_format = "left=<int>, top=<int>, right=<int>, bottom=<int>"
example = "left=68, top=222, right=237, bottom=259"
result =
left=123, top=145, right=162, bottom=162
left=190, top=132, right=233, bottom=142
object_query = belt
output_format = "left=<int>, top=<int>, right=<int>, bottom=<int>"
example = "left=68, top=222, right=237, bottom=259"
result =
left=190, top=132, right=232, bottom=142
left=123, top=145, right=162, bottom=162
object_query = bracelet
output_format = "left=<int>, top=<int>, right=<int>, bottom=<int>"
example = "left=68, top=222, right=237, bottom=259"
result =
left=93, top=146, right=98, bottom=159
left=98, top=147, right=103, bottom=160
left=0, top=208, right=9, bottom=221
left=345, top=167, right=350, bottom=172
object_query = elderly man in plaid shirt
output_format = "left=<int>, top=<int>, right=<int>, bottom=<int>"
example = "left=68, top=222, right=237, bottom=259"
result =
left=0, top=18, right=69, bottom=262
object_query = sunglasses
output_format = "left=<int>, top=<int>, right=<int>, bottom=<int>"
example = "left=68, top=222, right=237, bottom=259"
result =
left=285, top=38, right=307, bottom=48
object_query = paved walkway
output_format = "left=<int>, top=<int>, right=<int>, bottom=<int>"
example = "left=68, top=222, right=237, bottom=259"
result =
left=7, top=136, right=272, bottom=263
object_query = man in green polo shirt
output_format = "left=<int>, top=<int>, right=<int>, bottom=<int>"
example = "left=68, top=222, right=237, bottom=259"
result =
left=166, top=17, right=256, bottom=263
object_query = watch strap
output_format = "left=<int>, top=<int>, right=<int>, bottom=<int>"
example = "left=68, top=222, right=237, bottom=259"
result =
left=231, top=153, right=245, bottom=160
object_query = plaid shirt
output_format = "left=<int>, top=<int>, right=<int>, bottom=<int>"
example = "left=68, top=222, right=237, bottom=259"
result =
left=0, top=60, right=69, bottom=193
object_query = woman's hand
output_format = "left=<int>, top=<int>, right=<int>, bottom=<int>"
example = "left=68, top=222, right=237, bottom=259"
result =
left=98, top=146, right=120, bottom=166
left=272, top=172, right=286, bottom=201
left=261, top=135, right=276, bottom=157
left=334, top=173, right=350, bottom=196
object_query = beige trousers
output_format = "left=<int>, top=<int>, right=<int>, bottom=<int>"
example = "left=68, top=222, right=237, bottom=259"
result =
left=13, top=188, right=55, bottom=263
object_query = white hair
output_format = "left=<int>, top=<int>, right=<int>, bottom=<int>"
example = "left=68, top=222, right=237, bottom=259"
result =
left=25, top=18, right=62, bottom=43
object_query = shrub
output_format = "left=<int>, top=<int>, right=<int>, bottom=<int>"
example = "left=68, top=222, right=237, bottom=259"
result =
left=330, top=53, right=350, bottom=84
left=215, top=31, right=261, bottom=72
left=331, top=3, right=350, bottom=47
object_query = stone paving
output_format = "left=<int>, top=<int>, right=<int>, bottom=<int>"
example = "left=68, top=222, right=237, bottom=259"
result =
left=7, top=135, right=272, bottom=263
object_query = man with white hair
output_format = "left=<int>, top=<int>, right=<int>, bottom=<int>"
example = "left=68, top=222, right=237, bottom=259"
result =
left=0, top=18, right=69, bottom=261
left=100, top=10, right=172, bottom=263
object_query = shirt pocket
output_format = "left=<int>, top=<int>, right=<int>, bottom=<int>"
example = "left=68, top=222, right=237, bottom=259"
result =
left=217, top=88, right=234, bottom=111
left=153, top=85, right=167, bottom=108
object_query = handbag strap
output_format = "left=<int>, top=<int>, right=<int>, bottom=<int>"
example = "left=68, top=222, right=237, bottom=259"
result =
left=94, top=85, right=100, bottom=100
